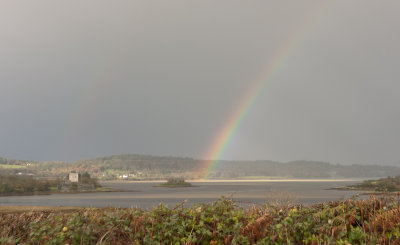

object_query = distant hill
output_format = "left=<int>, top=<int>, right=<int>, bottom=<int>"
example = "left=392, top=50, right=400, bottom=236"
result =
left=212, top=160, right=400, bottom=179
left=1, top=154, right=400, bottom=180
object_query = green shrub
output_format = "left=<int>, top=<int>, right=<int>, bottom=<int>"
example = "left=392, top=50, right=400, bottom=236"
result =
left=1, top=196, right=400, bottom=244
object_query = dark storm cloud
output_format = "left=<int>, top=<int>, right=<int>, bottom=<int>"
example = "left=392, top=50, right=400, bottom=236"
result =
left=0, top=0, right=399, bottom=165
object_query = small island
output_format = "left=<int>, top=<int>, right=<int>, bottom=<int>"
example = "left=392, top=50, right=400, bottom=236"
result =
left=339, top=175, right=400, bottom=192
left=155, top=177, right=192, bottom=188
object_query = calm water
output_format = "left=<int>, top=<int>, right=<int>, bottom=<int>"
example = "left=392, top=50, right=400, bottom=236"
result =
left=0, top=180, right=364, bottom=209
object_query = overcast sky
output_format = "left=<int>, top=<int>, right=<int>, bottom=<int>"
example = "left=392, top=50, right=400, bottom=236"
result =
left=1, top=0, right=399, bottom=165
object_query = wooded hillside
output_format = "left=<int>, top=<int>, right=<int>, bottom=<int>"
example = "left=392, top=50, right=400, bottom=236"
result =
left=1, top=154, right=399, bottom=180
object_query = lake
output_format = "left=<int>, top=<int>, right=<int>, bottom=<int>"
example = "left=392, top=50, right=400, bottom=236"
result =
left=0, top=180, right=364, bottom=209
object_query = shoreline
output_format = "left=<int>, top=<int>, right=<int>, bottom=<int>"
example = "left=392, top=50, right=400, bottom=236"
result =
left=0, top=187, right=131, bottom=197
left=0, top=205, right=82, bottom=213
left=103, top=178, right=363, bottom=183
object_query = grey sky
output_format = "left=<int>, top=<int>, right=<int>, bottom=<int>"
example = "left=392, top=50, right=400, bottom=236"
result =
left=0, top=0, right=399, bottom=165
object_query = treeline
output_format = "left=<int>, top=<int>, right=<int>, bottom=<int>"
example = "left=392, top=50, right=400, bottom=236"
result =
left=0, top=173, right=100, bottom=194
left=77, top=172, right=101, bottom=188
left=32, top=154, right=204, bottom=179
left=68, top=155, right=400, bottom=179
left=2, top=154, right=400, bottom=180
left=212, top=160, right=400, bottom=179
left=0, top=175, right=60, bottom=194
left=0, top=157, right=34, bottom=165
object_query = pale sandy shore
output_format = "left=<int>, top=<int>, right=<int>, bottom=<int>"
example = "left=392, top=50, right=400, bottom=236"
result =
left=106, top=179, right=361, bottom=183
left=189, top=179, right=361, bottom=183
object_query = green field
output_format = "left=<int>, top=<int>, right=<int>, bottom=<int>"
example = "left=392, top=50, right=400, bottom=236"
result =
left=0, top=164, right=26, bottom=169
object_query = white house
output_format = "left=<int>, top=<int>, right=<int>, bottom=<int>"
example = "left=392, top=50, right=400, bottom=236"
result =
left=69, top=172, right=79, bottom=183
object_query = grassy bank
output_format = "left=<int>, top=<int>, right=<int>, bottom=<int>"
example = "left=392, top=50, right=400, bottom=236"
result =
left=0, top=164, right=26, bottom=169
left=1, top=196, right=400, bottom=244
left=348, top=175, right=400, bottom=192
left=0, top=174, right=105, bottom=196
left=0, top=206, right=81, bottom=214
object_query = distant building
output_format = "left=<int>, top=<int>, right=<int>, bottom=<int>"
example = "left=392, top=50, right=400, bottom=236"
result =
left=119, top=174, right=128, bottom=179
left=69, top=172, right=79, bottom=183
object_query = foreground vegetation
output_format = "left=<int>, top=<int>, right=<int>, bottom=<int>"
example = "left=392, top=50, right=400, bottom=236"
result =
left=1, top=196, right=400, bottom=244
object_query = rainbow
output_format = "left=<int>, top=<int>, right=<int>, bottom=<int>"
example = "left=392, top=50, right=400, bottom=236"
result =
left=198, top=2, right=330, bottom=179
